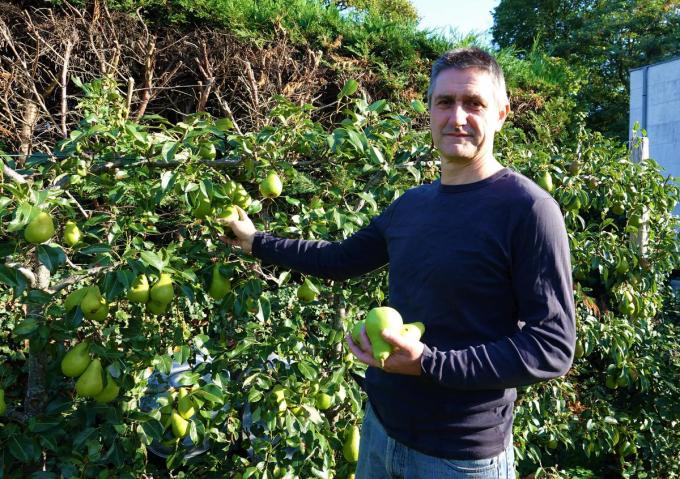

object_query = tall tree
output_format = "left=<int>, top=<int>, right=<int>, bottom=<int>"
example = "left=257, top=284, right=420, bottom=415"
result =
left=492, top=0, right=680, bottom=139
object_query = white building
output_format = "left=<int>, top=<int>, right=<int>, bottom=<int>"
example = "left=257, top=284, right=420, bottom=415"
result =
left=629, top=56, right=680, bottom=216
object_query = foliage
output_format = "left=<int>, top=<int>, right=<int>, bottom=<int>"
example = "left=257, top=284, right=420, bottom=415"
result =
left=1, top=64, right=679, bottom=479
left=492, top=0, right=680, bottom=139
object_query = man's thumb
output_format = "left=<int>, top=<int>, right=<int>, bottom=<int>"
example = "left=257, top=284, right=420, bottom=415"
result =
left=381, top=328, right=409, bottom=348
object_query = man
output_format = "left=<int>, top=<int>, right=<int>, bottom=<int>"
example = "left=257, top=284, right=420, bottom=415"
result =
left=222, top=47, right=575, bottom=478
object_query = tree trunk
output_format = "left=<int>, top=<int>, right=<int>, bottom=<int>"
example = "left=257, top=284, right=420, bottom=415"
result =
left=24, top=250, right=50, bottom=417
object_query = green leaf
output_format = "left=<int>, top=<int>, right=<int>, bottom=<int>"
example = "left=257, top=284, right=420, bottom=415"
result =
left=73, top=427, right=97, bottom=450
left=346, top=130, right=365, bottom=153
left=7, top=202, right=34, bottom=232
left=140, top=251, right=165, bottom=272
left=410, top=99, right=427, bottom=114
left=161, top=141, right=178, bottom=162
left=13, top=318, right=39, bottom=337
left=160, top=171, right=176, bottom=193
left=194, top=384, right=224, bottom=405
left=248, top=388, right=263, bottom=403
left=0, top=264, right=18, bottom=288
left=154, top=355, right=173, bottom=375
left=24, top=289, right=53, bottom=305
left=368, top=145, right=385, bottom=165
left=338, top=79, right=359, bottom=99
left=37, top=244, right=66, bottom=273
left=8, top=435, right=37, bottom=463
left=297, top=361, right=317, bottom=380
left=79, top=244, right=112, bottom=255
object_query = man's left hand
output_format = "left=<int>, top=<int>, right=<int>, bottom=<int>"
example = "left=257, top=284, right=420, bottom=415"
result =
left=345, top=328, right=424, bottom=376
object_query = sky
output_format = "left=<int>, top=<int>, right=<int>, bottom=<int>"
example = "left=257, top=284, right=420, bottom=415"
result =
left=409, top=0, right=500, bottom=42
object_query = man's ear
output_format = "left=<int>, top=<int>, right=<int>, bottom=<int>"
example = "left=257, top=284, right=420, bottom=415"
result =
left=496, top=101, right=511, bottom=132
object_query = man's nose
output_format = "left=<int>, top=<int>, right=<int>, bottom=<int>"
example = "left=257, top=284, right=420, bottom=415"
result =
left=446, top=103, right=467, bottom=127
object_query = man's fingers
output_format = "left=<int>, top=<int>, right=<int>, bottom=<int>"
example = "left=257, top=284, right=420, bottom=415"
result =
left=345, top=334, right=379, bottom=367
left=381, top=329, right=412, bottom=350
left=235, top=205, right=248, bottom=221
left=218, top=235, right=240, bottom=247
left=359, top=325, right=372, bottom=353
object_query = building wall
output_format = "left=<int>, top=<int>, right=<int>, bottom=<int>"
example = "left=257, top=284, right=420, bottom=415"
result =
left=629, top=58, right=680, bottom=216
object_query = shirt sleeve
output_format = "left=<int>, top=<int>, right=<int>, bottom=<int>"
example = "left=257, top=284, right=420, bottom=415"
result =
left=251, top=216, right=390, bottom=281
left=420, top=198, right=576, bottom=390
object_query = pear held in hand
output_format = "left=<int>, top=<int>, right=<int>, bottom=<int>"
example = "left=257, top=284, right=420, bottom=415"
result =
left=75, top=358, right=104, bottom=398
left=61, top=341, right=91, bottom=377
left=365, top=306, right=403, bottom=366
left=351, top=320, right=365, bottom=344
left=24, top=211, right=55, bottom=244
left=400, top=321, right=425, bottom=342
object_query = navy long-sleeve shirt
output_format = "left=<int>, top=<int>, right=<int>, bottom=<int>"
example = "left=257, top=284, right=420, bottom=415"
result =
left=252, top=167, right=575, bottom=459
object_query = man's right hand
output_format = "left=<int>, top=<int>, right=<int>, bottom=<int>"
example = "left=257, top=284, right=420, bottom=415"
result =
left=217, top=205, right=257, bottom=254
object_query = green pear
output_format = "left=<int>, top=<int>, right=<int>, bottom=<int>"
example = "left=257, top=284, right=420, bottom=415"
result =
left=61, top=341, right=91, bottom=377
left=343, top=425, right=360, bottom=463
left=171, top=410, right=190, bottom=438
left=0, top=389, right=6, bottom=416
left=400, top=322, right=425, bottom=342
left=192, top=195, right=212, bottom=219
left=351, top=321, right=365, bottom=344
left=315, top=392, right=333, bottom=411
left=85, top=302, right=109, bottom=322
left=297, top=278, right=319, bottom=303
left=150, top=274, right=174, bottom=304
left=537, top=171, right=554, bottom=193
left=160, top=412, right=172, bottom=430
left=208, top=264, right=231, bottom=300
left=146, top=300, right=169, bottom=315
left=64, top=286, right=94, bottom=311
left=80, top=286, right=105, bottom=315
left=365, top=306, right=403, bottom=366
left=94, top=373, right=120, bottom=404
left=177, top=388, right=196, bottom=419
left=63, top=220, right=81, bottom=247
left=24, top=211, right=55, bottom=244
left=198, top=142, right=216, bottom=160
left=218, top=204, right=239, bottom=224
left=259, top=172, right=283, bottom=199
left=75, top=358, right=104, bottom=398
left=232, top=182, right=252, bottom=208
left=127, top=274, right=150, bottom=303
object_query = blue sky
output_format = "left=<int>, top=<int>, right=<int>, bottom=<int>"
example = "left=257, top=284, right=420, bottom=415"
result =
left=409, top=0, right=500, bottom=41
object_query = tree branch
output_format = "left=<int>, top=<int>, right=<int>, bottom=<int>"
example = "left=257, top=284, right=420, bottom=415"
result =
left=49, top=265, right=113, bottom=294
left=2, top=161, right=28, bottom=184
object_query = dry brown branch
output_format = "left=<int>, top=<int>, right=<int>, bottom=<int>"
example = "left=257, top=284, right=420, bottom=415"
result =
left=60, top=33, right=76, bottom=138
left=125, top=76, right=134, bottom=118
left=135, top=35, right=156, bottom=120
left=196, top=41, right=213, bottom=112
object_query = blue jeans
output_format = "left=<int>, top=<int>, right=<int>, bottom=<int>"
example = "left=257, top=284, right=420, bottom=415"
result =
left=356, top=402, right=516, bottom=479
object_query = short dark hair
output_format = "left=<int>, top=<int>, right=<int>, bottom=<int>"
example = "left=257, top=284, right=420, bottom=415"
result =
left=427, top=47, right=508, bottom=107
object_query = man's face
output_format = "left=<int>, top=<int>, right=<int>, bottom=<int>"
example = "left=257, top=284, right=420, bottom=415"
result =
left=429, top=67, right=509, bottom=165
